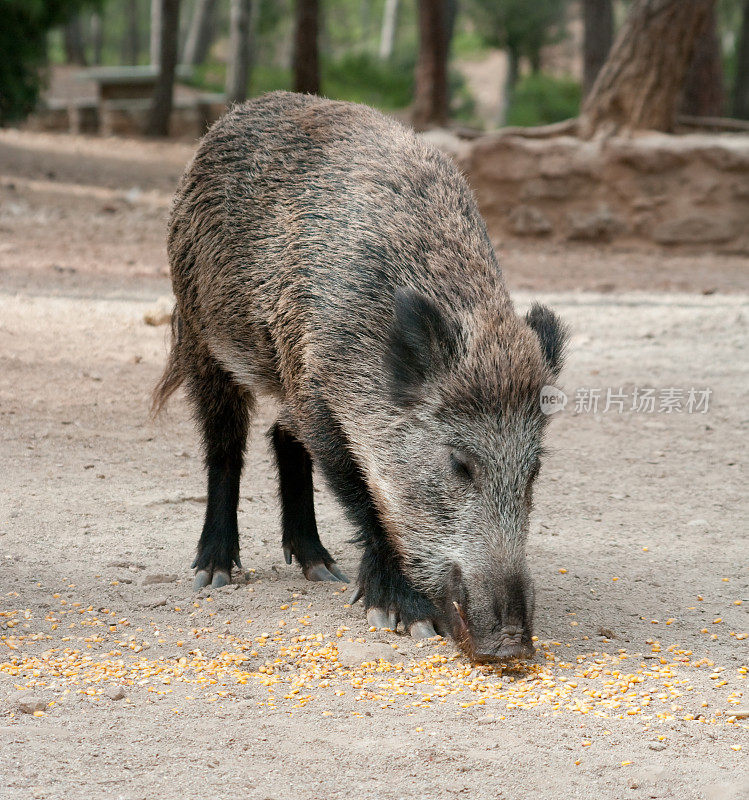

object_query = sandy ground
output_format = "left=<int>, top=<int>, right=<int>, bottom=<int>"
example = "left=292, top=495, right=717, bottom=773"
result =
left=0, top=130, right=747, bottom=800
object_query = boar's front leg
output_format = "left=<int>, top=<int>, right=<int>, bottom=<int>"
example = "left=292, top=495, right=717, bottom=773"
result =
left=305, top=402, right=441, bottom=638
left=187, top=353, right=252, bottom=590
left=356, top=537, right=442, bottom=639
left=269, top=422, right=348, bottom=583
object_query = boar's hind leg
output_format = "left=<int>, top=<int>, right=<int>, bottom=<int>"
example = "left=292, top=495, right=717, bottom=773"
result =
left=188, top=355, right=252, bottom=590
left=270, top=423, right=348, bottom=583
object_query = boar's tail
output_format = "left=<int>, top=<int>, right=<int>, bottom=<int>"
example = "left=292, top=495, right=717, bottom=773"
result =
left=150, top=308, right=186, bottom=417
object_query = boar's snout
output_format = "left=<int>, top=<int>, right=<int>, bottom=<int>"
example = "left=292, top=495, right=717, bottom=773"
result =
left=445, top=563, right=535, bottom=664
left=473, top=626, right=535, bottom=664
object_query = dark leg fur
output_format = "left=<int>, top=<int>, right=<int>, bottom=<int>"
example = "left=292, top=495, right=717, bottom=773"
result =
left=303, top=397, right=439, bottom=631
left=357, top=537, right=440, bottom=631
left=187, top=354, right=251, bottom=589
left=269, top=423, right=347, bottom=582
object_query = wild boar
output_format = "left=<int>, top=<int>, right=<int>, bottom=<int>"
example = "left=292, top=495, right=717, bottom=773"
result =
left=153, top=91, right=568, bottom=661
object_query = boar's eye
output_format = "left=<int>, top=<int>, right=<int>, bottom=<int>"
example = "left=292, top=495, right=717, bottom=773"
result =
left=450, top=450, right=476, bottom=484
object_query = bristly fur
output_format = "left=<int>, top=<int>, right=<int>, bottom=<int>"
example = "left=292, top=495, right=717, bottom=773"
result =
left=154, top=91, right=568, bottom=657
left=151, top=309, right=185, bottom=418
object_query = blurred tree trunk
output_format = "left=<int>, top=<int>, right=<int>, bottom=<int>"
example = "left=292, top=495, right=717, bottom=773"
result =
left=497, top=45, right=520, bottom=126
left=412, top=0, right=450, bottom=130
left=90, top=13, right=103, bottom=65
left=226, top=0, right=254, bottom=104
left=579, top=0, right=715, bottom=137
left=183, top=0, right=217, bottom=66
left=64, top=16, right=87, bottom=65
left=360, top=0, right=371, bottom=44
left=379, top=0, right=399, bottom=60
left=681, top=5, right=724, bottom=116
left=293, top=0, right=320, bottom=94
left=734, top=0, right=749, bottom=119
left=122, top=0, right=142, bottom=65
left=582, top=0, right=613, bottom=97
left=147, top=0, right=181, bottom=136
left=150, top=0, right=162, bottom=65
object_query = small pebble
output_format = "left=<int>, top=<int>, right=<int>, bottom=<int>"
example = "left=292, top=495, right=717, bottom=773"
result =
left=142, top=573, right=178, bottom=586
left=105, top=685, right=126, bottom=701
left=16, top=694, right=45, bottom=714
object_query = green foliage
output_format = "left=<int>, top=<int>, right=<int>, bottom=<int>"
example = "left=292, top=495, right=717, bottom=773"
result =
left=505, top=72, right=580, bottom=127
left=324, top=53, right=415, bottom=109
left=467, top=0, right=567, bottom=68
left=190, top=52, right=416, bottom=111
left=718, top=0, right=746, bottom=96
left=0, top=0, right=102, bottom=124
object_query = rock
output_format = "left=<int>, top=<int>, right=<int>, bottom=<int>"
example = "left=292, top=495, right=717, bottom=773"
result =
left=508, top=205, right=552, bottom=237
left=652, top=216, right=735, bottom=245
left=567, top=205, right=625, bottom=242
left=732, top=180, right=749, bottom=200
left=143, top=296, right=173, bottom=327
left=648, top=742, right=667, bottom=751
left=698, top=145, right=749, bottom=172
left=142, top=573, right=178, bottom=585
left=105, top=685, right=126, bottom=701
left=16, top=694, right=45, bottom=714
left=336, top=640, right=404, bottom=668
left=686, top=519, right=709, bottom=528
left=521, top=177, right=575, bottom=201
left=614, top=143, right=687, bottom=173
left=597, top=627, right=616, bottom=639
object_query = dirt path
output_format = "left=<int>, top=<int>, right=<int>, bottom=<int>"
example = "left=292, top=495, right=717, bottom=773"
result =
left=0, top=131, right=747, bottom=800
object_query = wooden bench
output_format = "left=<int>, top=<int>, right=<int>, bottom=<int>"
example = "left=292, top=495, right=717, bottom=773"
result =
left=76, top=65, right=194, bottom=104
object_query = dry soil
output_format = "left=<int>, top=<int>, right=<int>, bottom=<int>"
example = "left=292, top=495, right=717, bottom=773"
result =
left=0, top=130, right=747, bottom=800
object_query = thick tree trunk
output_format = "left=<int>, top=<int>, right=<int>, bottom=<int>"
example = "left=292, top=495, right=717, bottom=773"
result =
left=582, top=0, right=613, bottom=97
left=293, top=0, right=320, bottom=95
left=681, top=5, right=724, bottom=116
left=64, top=16, right=87, bottom=65
left=150, top=0, right=162, bottom=65
left=122, top=0, right=141, bottom=65
left=226, top=0, right=253, bottom=105
left=147, top=0, right=181, bottom=136
left=412, top=0, right=450, bottom=130
left=183, top=0, right=217, bottom=66
left=379, top=0, right=399, bottom=60
left=734, top=0, right=749, bottom=119
left=579, top=0, right=715, bottom=137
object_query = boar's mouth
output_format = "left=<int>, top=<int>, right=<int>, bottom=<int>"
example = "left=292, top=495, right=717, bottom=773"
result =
left=449, top=600, right=535, bottom=664
left=446, top=564, right=535, bottom=665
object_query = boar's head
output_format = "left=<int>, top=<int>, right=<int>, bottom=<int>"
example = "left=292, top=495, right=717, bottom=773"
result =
left=383, top=288, right=568, bottom=661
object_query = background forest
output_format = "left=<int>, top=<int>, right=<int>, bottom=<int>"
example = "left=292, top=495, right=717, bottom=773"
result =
left=3, top=0, right=749, bottom=132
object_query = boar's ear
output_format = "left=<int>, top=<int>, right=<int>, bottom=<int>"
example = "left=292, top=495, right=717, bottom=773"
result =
left=385, top=287, right=459, bottom=406
left=525, top=303, right=569, bottom=379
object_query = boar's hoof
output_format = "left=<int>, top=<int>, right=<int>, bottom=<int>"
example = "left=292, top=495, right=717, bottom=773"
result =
left=304, top=562, right=349, bottom=583
left=193, top=568, right=231, bottom=590
left=409, top=620, right=439, bottom=640
left=366, top=607, right=397, bottom=630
